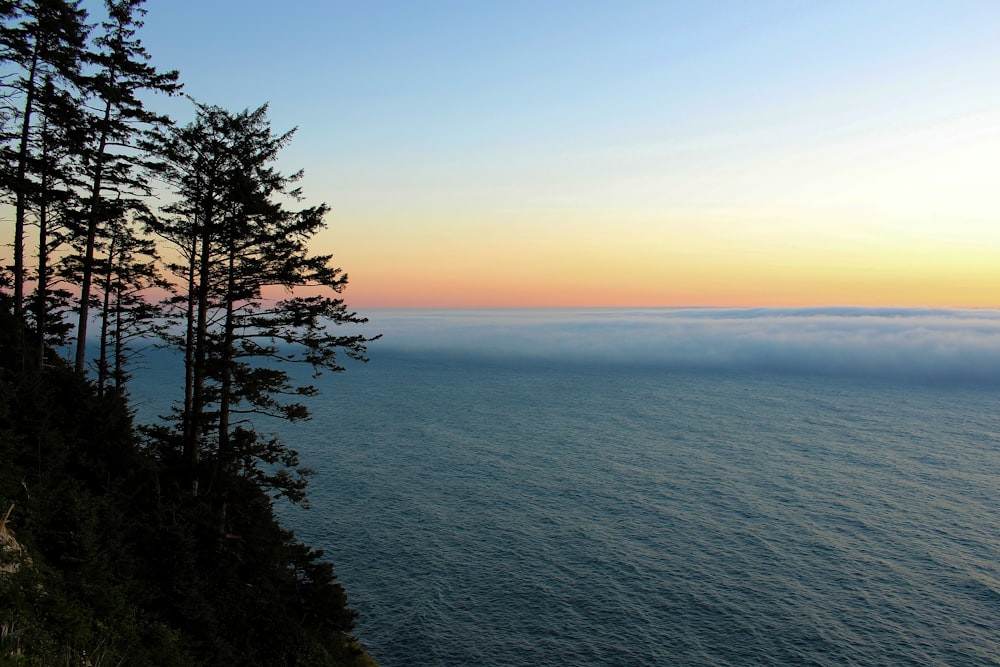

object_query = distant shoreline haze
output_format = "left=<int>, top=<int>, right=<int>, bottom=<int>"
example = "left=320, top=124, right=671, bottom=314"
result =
left=127, top=309, right=1000, bottom=422
left=345, top=307, right=1000, bottom=384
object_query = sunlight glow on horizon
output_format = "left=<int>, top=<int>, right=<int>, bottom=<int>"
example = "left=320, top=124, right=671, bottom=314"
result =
left=61, top=2, right=1000, bottom=308
left=325, top=202, right=1000, bottom=308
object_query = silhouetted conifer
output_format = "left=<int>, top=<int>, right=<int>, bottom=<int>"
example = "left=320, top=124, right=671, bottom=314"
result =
left=0, top=0, right=88, bottom=320
left=145, top=102, right=377, bottom=504
left=71, top=0, right=179, bottom=374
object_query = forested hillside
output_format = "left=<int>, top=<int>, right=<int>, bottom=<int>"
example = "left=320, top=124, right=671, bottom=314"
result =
left=0, top=1, right=378, bottom=664
left=0, top=310, right=376, bottom=665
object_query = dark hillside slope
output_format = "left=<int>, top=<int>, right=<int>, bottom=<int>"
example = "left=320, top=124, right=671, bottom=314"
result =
left=0, top=308, right=376, bottom=666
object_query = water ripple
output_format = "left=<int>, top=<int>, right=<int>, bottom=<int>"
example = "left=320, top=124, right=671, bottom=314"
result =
left=281, top=360, right=999, bottom=666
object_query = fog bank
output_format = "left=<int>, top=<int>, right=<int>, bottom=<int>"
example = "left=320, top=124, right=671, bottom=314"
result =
left=364, top=308, right=1000, bottom=384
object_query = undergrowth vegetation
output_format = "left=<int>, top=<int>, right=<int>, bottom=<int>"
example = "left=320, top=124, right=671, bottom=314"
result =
left=0, top=308, right=377, bottom=665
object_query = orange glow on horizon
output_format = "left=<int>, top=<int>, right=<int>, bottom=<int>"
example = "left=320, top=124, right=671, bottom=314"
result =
left=323, top=207, right=1000, bottom=310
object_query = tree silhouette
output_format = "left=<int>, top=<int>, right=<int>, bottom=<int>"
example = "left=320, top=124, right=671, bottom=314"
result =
left=71, top=0, right=179, bottom=374
left=146, top=102, right=377, bottom=501
left=0, top=5, right=379, bottom=664
left=0, top=0, right=88, bottom=320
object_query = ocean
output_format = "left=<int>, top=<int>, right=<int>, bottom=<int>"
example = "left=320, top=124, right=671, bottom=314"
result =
left=130, top=309, right=1000, bottom=666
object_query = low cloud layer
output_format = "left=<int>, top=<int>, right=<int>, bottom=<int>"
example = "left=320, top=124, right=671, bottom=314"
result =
left=364, top=308, right=1000, bottom=384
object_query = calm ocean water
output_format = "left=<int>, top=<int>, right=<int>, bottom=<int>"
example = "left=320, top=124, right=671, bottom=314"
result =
left=131, top=309, right=1000, bottom=666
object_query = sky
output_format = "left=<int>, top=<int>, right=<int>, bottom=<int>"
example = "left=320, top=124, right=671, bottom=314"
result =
left=130, top=2, right=1000, bottom=307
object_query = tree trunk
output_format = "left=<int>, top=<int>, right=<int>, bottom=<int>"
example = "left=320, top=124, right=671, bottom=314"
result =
left=113, top=276, right=126, bottom=394
left=188, top=202, right=215, bottom=496
left=97, top=236, right=117, bottom=396
left=218, top=246, right=236, bottom=463
left=182, top=230, right=197, bottom=450
left=14, top=41, right=40, bottom=319
left=74, top=97, right=113, bottom=374
left=34, top=106, right=50, bottom=369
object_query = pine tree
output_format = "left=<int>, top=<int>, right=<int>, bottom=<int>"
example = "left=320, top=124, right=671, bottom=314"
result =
left=93, top=211, right=165, bottom=396
left=72, top=0, right=179, bottom=374
left=146, top=102, right=377, bottom=502
left=29, top=71, right=87, bottom=364
left=0, top=0, right=89, bottom=320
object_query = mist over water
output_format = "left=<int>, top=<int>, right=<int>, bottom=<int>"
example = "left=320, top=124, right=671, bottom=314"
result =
left=363, top=307, right=1000, bottom=384
left=130, top=309, right=1000, bottom=665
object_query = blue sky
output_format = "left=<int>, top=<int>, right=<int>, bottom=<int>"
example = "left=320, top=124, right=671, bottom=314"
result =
left=124, top=1, right=1000, bottom=307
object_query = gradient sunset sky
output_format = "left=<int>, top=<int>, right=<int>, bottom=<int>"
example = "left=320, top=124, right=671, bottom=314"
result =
left=138, top=1, right=1000, bottom=308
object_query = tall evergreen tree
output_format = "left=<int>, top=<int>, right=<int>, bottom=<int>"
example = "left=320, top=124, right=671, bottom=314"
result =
left=146, top=103, right=376, bottom=502
left=0, top=0, right=88, bottom=319
left=29, top=71, right=87, bottom=364
left=93, top=211, right=165, bottom=396
left=143, top=104, right=226, bottom=491
left=72, top=0, right=179, bottom=374
left=0, top=0, right=23, bottom=171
